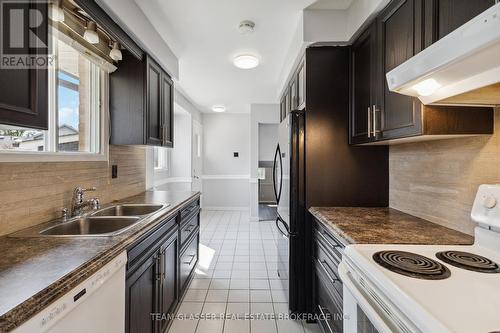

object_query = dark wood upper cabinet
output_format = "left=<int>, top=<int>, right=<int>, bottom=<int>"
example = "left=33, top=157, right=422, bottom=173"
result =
left=377, top=0, right=424, bottom=141
left=110, top=52, right=174, bottom=147
left=290, top=75, right=298, bottom=111
left=280, top=96, right=286, bottom=122
left=146, top=57, right=163, bottom=146
left=297, top=61, right=306, bottom=110
left=349, top=0, right=495, bottom=145
left=0, top=2, right=48, bottom=130
left=428, top=0, right=496, bottom=42
left=280, top=57, right=306, bottom=120
left=161, top=74, right=174, bottom=147
left=350, top=22, right=377, bottom=144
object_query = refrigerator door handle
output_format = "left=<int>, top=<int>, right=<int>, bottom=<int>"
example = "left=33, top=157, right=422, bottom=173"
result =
left=276, top=214, right=297, bottom=238
left=272, top=144, right=282, bottom=204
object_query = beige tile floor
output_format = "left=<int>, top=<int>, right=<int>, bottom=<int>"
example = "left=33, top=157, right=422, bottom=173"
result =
left=168, top=210, right=321, bottom=333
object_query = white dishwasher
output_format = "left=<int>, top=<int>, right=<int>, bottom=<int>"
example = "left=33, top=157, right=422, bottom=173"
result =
left=13, top=251, right=127, bottom=333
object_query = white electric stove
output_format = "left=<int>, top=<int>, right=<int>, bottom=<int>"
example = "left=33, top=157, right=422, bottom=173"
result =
left=339, top=184, right=500, bottom=333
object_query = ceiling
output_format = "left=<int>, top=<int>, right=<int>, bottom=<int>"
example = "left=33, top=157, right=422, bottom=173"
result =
left=137, top=0, right=354, bottom=113
left=307, top=0, right=354, bottom=10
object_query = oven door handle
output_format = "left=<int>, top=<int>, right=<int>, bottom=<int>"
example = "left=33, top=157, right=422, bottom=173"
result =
left=338, top=262, right=395, bottom=333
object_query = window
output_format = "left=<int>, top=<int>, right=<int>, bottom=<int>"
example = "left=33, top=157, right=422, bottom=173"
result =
left=154, top=147, right=169, bottom=171
left=0, top=30, right=105, bottom=157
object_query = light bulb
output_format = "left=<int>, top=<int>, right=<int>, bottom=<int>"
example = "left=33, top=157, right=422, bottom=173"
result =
left=83, top=21, right=99, bottom=44
left=109, top=42, right=122, bottom=61
left=49, top=1, right=64, bottom=22
left=412, top=79, right=441, bottom=96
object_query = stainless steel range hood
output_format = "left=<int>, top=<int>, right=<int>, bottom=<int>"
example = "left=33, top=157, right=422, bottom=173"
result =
left=386, top=3, right=500, bottom=106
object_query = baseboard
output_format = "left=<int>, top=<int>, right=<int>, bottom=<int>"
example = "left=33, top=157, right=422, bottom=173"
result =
left=203, top=206, right=250, bottom=211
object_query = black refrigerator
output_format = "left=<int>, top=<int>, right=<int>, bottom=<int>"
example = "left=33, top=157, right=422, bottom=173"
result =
left=273, top=110, right=306, bottom=312
left=272, top=46, right=389, bottom=315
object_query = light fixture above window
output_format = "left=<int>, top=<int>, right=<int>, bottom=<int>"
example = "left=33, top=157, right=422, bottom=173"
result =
left=212, top=105, right=226, bottom=113
left=109, top=41, right=122, bottom=61
left=49, top=0, right=65, bottom=22
left=233, top=54, right=259, bottom=69
left=83, top=21, right=99, bottom=44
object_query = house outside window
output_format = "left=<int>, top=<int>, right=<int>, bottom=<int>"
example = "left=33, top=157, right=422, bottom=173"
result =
left=0, top=26, right=110, bottom=161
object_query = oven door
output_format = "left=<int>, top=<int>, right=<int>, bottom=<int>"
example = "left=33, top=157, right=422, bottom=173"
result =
left=338, top=262, right=414, bottom=333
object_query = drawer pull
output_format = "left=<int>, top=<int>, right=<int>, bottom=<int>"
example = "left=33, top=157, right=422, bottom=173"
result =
left=317, top=305, right=334, bottom=333
left=184, top=254, right=196, bottom=265
left=317, top=259, right=339, bottom=285
left=317, top=230, right=341, bottom=249
left=185, top=224, right=196, bottom=233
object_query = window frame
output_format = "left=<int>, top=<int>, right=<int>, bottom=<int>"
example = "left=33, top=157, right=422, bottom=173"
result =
left=0, top=29, right=111, bottom=163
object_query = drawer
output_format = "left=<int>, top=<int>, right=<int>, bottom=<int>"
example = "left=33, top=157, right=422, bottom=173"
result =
left=314, top=241, right=343, bottom=302
left=316, top=265, right=343, bottom=333
left=314, top=220, right=344, bottom=260
left=180, top=212, right=199, bottom=247
left=180, top=199, right=200, bottom=221
left=127, top=216, right=177, bottom=273
left=180, top=232, right=199, bottom=291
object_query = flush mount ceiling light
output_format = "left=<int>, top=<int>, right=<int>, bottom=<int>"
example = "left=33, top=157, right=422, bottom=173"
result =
left=109, top=41, right=122, bottom=61
left=233, top=54, right=259, bottom=69
left=238, top=20, right=255, bottom=35
left=212, top=105, right=226, bottom=113
left=83, top=21, right=99, bottom=44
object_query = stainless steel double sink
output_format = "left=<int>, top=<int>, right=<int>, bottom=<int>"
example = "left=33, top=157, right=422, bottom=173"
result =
left=14, top=204, right=168, bottom=238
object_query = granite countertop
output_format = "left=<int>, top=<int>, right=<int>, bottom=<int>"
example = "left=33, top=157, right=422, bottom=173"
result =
left=0, top=190, right=200, bottom=332
left=309, top=207, right=474, bottom=246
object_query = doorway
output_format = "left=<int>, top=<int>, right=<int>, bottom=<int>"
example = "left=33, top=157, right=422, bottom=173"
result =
left=192, top=119, right=203, bottom=193
left=258, top=123, right=279, bottom=221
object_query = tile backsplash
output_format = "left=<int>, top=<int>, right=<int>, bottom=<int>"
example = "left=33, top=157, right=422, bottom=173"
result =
left=390, top=108, right=500, bottom=235
left=0, top=145, right=147, bottom=236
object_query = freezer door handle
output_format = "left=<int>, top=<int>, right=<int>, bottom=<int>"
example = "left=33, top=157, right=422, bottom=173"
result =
left=276, top=214, right=297, bottom=238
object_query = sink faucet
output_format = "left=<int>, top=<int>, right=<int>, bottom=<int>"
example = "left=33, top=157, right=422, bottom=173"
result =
left=70, top=187, right=100, bottom=217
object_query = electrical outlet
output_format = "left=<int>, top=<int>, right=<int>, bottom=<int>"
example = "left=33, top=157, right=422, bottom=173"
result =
left=111, top=165, right=118, bottom=178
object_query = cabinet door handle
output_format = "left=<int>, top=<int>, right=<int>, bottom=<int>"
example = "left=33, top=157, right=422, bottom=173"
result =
left=155, top=253, right=162, bottom=281
left=317, top=258, right=339, bottom=285
left=367, top=106, right=372, bottom=138
left=317, top=305, right=334, bottom=333
left=184, top=254, right=196, bottom=265
left=372, top=104, right=377, bottom=137
left=317, top=230, right=341, bottom=249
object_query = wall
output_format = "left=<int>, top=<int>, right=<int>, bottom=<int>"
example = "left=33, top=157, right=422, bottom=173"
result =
left=202, top=113, right=250, bottom=209
left=154, top=108, right=193, bottom=192
left=259, top=124, right=279, bottom=162
left=390, top=108, right=500, bottom=235
left=0, top=145, right=146, bottom=236
left=278, top=0, right=390, bottom=97
left=96, top=0, right=179, bottom=78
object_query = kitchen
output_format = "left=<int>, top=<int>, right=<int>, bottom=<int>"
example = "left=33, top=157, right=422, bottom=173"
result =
left=0, top=0, right=499, bottom=333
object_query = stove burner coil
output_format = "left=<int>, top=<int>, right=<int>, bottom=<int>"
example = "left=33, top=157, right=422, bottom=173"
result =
left=373, top=251, right=451, bottom=280
left=436, top=251, right=500, bottom=273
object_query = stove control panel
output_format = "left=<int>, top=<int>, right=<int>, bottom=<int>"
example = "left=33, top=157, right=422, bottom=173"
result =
left=472, top=184, right=500, bottom=227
